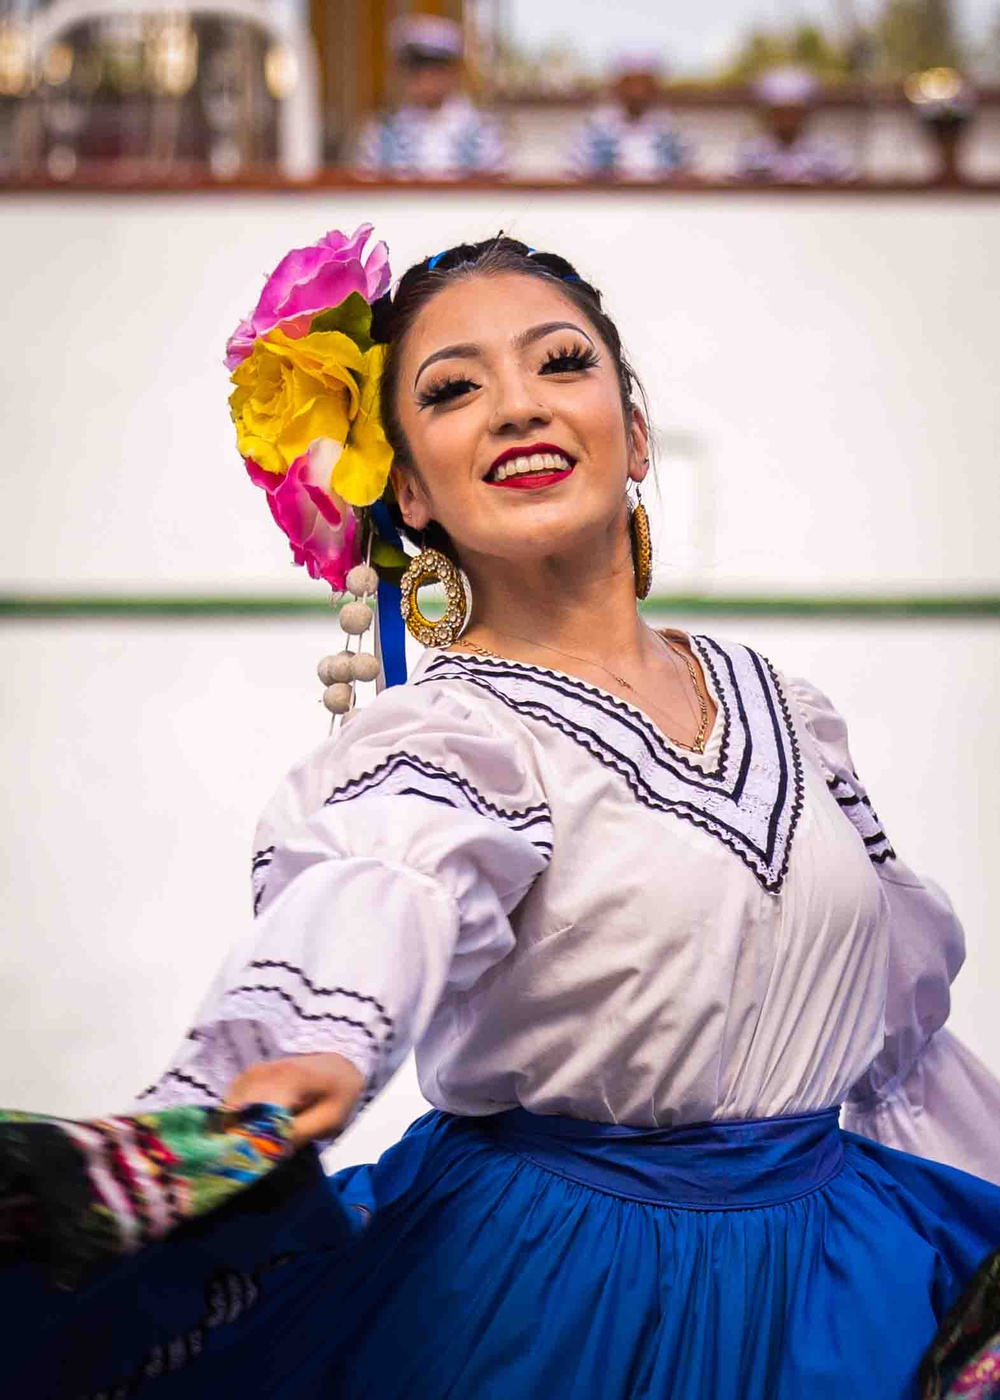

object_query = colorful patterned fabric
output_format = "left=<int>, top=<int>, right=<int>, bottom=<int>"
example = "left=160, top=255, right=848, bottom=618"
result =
left=8, top=1109, right=1000, bottom=1400
left=0, top=1103, right=294, bottom=1289
left=922, top=1246, right=1000, bottom=1397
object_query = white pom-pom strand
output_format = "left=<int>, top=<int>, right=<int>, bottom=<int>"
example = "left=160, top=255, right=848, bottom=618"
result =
left=350, top=652, right=382, bottom=683
left=322, top=682, right=354, bottom=714
left=317, top=651, right=354, bottom=685
left=345, top=564, right=379, bottom=599
left=339, top=601, right=373, bottom=635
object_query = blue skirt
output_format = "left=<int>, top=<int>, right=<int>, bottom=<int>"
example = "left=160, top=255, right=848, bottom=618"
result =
left=8, top=1106, right=1000, bottom=1399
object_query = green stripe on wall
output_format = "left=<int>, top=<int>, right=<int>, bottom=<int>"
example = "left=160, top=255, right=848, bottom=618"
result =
left=1, top=594, right=999, bottom=620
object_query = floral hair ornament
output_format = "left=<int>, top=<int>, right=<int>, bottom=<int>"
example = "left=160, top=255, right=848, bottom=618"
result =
left=226, top=224, right=410, bottom=709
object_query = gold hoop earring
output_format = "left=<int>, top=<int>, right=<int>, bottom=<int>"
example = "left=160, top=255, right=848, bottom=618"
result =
left=399, top=546, right=471, bottom=647
left=629, top=492, right=652, bottom=600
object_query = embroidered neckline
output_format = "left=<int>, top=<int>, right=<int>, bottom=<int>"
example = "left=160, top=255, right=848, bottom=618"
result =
left=418, top=635, right=803, bottom=893
left=417, top=631, right=730, bottom=777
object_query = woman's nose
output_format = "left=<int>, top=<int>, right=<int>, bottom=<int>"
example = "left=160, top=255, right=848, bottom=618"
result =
left=487, top=374, right=552, bottom=436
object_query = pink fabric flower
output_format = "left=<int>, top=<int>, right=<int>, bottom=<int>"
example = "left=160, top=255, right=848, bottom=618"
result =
left=246, top=439, right=361, bottom=591
left=225, top=225, right=391, bottom=370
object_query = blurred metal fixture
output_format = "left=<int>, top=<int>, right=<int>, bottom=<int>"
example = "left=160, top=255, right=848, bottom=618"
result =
left=264, top=42, right=297, bottom=101
left=904, top=66, right=971, bottom=110
left=904, top=66, right=976, bottom=185
left=42, top=42, right=76, bottom=88
left=99, top=11, right=145, bottom=92
left=0, top=18, right=33, bottom=98
left=201, top=23, right=251, bottom=180
left=39, top=32, right=100, bottom=181
left=25, top=0, right=321, bottom=178
left=145, top=13, right=198, bottom=97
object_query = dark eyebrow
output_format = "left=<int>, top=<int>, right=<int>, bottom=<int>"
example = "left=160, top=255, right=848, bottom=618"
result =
left=412, top=321, right=595, bottom=390
left=413, top=342, right=480, bottom=389
left=516, top=320, right=595, bottom=351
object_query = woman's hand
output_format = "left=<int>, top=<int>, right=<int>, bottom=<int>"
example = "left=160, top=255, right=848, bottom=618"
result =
left=225, top=1052, right=366, bottom=1148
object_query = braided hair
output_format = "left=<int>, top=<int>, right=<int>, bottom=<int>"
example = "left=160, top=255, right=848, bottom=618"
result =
left=370, top=236, right=649, bottom=554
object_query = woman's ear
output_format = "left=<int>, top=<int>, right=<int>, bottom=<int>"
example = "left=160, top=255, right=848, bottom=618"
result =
left=626, top=405, right=651, bottom=485
left=390, top=464, right=432, bottom=531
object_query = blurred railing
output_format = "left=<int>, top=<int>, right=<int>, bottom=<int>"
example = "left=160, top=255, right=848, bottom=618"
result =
left=3, top=593, right=999, bottom=619
left=0, top=0, right=320, bottom=180
left=1, top=4, right=997, bottom=190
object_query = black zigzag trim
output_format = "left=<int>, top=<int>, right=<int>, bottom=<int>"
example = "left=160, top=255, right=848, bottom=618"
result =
left=135, top=1068, right=221, bottom=1103
left=248, top=959, right=395, bottom=1039
left=758, top=653, right=805, bottom=894
left=424, top=651, right=732, bottom=790
left=826, top=775, right=895, bottom=865
left=252, top=847, right=276, bottom=916
left=420, top=642, right=801, bottom=892
left=221, top=984, right=391, bottom=1055
left=323, top=752, right=554, bottom=854
left=324, top=751, right=550, bottom=822
left=421, top=662, right=738, bottom=804
left=455, top=683, right=780, bottom=888
left=701, top=637, right=753, bottom=800
left=689, top=634, right=733, bottom=781
left=831, top=791, right=869, bottom=810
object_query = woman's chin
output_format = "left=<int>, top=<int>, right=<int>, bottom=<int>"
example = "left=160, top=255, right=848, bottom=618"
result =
left=476, top=516, right=610, bottom=568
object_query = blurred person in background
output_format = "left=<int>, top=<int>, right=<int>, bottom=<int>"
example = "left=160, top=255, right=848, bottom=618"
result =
left=733, top=65, right=854, bottom=183
left=354, top=15, right=506, bottom=180
left=567, top=51, right=691, bottom=181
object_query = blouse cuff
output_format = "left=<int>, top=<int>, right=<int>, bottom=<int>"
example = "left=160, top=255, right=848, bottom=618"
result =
left=843, top=1027, right=1000, bottom=1186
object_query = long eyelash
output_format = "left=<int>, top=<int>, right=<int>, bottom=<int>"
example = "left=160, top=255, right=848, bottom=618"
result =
left=416, top=376, right=479, bottom=409
left=540, top=342, right=600, bottom=373
left=416, top=341, right=596, bottom=407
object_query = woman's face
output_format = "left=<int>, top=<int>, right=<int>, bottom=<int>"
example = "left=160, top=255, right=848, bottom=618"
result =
left=391, top=271, right=648, bottom=576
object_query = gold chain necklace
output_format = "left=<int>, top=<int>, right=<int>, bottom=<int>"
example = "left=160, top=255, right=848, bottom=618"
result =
left=453, top=628, right=711, bottom=754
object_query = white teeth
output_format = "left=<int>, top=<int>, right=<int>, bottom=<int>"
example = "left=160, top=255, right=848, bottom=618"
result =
left=490, top=452, right=572, bottom=482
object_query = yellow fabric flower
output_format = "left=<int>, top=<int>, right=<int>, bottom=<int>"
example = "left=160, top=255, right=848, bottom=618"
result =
left=331, top=344, right=394, bottom=507
left=228, top=328, right=364, bottom=478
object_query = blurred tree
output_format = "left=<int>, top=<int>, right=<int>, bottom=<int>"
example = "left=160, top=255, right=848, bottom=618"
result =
left=722, top=23, right=850, bottom=82
left=872, top=0, right=963, bottom=77
left=974, top=4, right=1000, bottom=77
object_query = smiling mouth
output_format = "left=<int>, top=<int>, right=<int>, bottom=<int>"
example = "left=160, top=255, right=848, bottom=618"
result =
left=484, top=449, right=576, bottom=484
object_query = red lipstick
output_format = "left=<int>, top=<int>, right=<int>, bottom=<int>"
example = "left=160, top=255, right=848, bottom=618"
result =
left=484, top=442, right=576, bottom=490
left=489, top=467, right=575, bottom=491
left=488, top=441, right=573, bottom=473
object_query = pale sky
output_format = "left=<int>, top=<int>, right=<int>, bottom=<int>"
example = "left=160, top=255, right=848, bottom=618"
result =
left=507, top=0, right=998, bottom=75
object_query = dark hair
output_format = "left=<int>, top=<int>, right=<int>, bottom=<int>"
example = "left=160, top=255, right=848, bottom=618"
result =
left=370, top=236, right=648, bottom=554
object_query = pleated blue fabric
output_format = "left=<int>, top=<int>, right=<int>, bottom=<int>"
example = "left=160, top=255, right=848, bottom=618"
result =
left=8, top=1107, right=1000, bottom=1399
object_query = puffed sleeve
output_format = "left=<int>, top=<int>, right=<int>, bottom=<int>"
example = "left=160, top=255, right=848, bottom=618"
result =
left=788, top=675, right=1000, bottom=1184
left=135, top=679, right=552, bottom=1117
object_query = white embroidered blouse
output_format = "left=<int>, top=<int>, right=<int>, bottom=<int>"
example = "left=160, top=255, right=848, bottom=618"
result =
left=138, top=633, right=1000, bottom=1183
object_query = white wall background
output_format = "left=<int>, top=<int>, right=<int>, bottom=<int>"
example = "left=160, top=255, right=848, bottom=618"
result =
left=1, top=189, right=998, bottom=1170
left=2, top=190, right=998, bottom=595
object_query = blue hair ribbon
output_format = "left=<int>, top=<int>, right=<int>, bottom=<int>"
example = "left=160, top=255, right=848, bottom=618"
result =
left=428, top=244, right=578, bottom=281
left=369, top=499, right=408, bottom=689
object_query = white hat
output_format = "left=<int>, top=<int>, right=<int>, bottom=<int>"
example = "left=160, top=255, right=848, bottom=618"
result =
left=390, top=15, right=463, bottom=62
left=751, top=65, right=819, bottom=107
left=610, top=48, right=664, bottom=80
